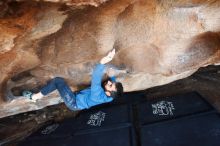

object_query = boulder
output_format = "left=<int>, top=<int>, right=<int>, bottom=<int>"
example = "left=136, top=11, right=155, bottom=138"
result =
left=0, top=0, right=220, bottom=118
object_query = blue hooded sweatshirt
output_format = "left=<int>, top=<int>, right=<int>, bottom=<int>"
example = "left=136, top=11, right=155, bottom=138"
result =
left=75, top=64, right=114, bottom=109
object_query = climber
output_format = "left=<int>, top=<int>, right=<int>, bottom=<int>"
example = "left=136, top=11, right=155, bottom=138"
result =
left=22, top=49, right=123, bottom=111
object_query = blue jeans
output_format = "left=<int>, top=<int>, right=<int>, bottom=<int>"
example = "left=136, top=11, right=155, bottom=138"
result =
left=40, top=77, right=79, bottom=111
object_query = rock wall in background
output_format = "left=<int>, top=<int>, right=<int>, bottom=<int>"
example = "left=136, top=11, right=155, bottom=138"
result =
left=0, top=0, right=220, bottom=117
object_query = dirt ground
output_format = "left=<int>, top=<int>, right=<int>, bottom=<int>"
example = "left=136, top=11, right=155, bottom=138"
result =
left=0, top=65, right=220, bottom=146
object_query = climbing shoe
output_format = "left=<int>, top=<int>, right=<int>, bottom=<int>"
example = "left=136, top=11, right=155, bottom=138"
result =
left=22, top=90, right=33, bottom=100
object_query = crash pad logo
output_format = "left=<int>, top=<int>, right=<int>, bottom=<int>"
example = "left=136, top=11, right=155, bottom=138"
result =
left=152, top=101, right=175, bottom=116
left=87, top=111, right=106, bottom=126
left=41, top=123, right=59, bottom=135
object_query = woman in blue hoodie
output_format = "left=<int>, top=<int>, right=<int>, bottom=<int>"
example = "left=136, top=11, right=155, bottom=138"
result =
left=23, top=49, right=123, bottom=111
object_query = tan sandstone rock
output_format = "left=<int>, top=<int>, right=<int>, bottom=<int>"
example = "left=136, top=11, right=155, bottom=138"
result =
left=0, top=0, right=220, bottom=117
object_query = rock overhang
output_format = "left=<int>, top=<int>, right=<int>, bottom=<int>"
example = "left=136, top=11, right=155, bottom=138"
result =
left=0, top=0, right=220, bottom=118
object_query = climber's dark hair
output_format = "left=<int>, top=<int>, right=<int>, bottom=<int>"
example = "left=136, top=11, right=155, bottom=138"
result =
left=102, top=78, right=124, bottom=99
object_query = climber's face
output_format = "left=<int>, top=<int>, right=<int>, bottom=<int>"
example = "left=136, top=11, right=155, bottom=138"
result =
left=104, top=80, right=116, bottom=96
